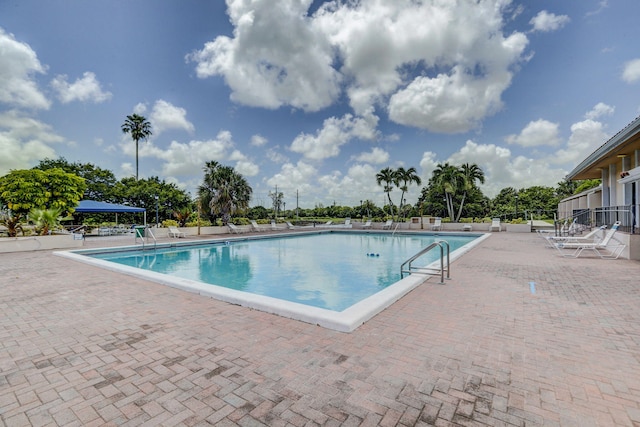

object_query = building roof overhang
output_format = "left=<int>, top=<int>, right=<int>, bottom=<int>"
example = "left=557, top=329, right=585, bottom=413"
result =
left=567, top=115, right=640, bottom=180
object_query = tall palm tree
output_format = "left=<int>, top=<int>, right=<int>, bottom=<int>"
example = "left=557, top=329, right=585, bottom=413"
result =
left=198, top=161, right=252, bottom=225
left=432, top=163, right=463, bottom=221
left=376, top=167, right=397, bottom=219
left=121, top=114, right=152, bottom=180
left=455, top=163, right=485, bottom=221
left=396, top=166, right=422, bottom=221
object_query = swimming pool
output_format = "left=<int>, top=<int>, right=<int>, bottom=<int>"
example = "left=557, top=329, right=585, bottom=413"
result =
left=57, top=230, right=489, bottom=331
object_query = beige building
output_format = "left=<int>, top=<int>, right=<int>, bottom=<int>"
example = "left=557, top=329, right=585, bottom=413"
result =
left=561, top=115, right=640, bottom=258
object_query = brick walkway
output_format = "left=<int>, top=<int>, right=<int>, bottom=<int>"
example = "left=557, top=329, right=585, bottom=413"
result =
left=1, top=232, right=639, bottom=426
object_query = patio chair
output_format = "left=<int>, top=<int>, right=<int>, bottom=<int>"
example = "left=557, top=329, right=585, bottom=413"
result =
left=545, top=224, right=607, bottom=247
left=362, top=220, right=372, bottom=229
left=250, top=220, right=268, bottom=232
left=431, top=217, right=442, bottom=231
left=554, top=222, right=625, bottom=259
left=271, top=220, right=285, bottom=231
left=462, top=223, right=472, bottom=232
left=490, top=218, right=501, bottom=232
left=168, top=226, right=186, bottom=238
left=382, top=220, right=393, bottom=230
left=228, top=223, right=247, bottom=234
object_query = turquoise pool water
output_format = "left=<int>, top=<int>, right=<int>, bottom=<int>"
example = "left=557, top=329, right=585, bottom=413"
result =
left=90, top=232, right=478, bottom=311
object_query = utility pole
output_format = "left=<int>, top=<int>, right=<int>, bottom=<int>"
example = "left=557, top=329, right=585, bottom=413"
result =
left=296, top=189, right=299, bottom=219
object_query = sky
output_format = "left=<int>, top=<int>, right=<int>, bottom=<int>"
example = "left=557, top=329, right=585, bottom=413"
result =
left=2, top=0, right=640, bottom=209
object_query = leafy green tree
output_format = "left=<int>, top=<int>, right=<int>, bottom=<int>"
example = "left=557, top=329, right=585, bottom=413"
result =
left=121, top=114, right=152, bottom=180
left=35, top=157, right=118, bottom=201
left=112, top=176, right=192, bottom=224
left=198, top=161, right=252, bottom=225
left=376, top=167, right=397, bottom=219
left=0, top=211, right=24, bottom=237
left=431, top=163, right=464, bottom=220
left=396, top=166, right=422, bottom=220
left=269, top=190, right=284, bottom=219
left=455, top=163, right=485, bottom=221
left=29, top=207, right=64, bottom=235
left=0, top=168, right=86, bottom=216
left=573, top=179, right=601, bottom=195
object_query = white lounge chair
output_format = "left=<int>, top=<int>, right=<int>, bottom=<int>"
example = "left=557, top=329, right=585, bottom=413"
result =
left=490, top=218, right=501, bottom=232
left=362, top=220, right=372, bottom=229
left=431, top=217, right=442, bottom=231
left=462, top=223, right=472, bottom=232
left=554, top=222, right=625, bottom=259
left=250, top=220, right=268, bottom=232
left=545, top=224, right=607, bottom=247
left=270, top=220, right=285, bottom=231
left=228, top=223, right=247, bottom=234
left=382, top=220, right=393, bottom=230
left=168, top=226, right=186, bottom=238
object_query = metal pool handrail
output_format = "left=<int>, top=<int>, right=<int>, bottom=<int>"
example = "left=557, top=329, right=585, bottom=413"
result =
left=400, top=240, right=450, bottom=284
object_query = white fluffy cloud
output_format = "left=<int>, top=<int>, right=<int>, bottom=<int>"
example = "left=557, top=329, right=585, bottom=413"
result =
left=250, top=134, right=268, bottom=147
left=186, top=0, right=341, bottom=111
left=189, top=1, right=530, bottom=133
left=0, top=27, right=50, bottom=109
left=551, top=119, right=608, bottom=166
left=51, top=71, right=112, bottom=104
left=622, top=58, right=640, bottom=83
left=149, top=100, right=195, bottom=135
left=585, top=102, right=614, bottom=120
left=0, top=110, right=62, bottom=174
left=505, top=119, right=561, bottom=147
left=290, top=113, right=378, bottom=160
left=354, top=147, right=389, bottom=164
left=529, top=10, right=571, bottom=32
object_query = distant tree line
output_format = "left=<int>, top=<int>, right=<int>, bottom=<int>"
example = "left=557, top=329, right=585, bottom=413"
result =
left=1, top=156, right=600, bottom=237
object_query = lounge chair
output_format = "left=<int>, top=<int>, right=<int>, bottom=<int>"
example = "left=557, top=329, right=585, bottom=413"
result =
left=167, top=226, right=186, bottom=238
left=431, top=217, right=442, bottom=231
left=362, top=220, right=372, bottom=229
left=545, top=224, right=607, bottom=246
left=490, top=218, right=501, bottom=232
left=250, top=220, right=268, bottom=232
left=228, top=223, right=247, bottom=234
left=462, top=223, right=472, bottom=231
left=554, top=222, right=625, bottom=259
left=382, top=220, right=393, bottom=230
left=271, top=220, right=285, bottom=231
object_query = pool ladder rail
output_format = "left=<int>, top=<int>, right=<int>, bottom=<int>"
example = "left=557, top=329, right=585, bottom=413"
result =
left=135, top=226, right=158, bottom=250
left=400, top=240, right=450, bottom=284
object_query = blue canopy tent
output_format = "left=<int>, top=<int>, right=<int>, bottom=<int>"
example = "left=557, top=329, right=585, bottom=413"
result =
left=75, top=200, right=146, bottom=226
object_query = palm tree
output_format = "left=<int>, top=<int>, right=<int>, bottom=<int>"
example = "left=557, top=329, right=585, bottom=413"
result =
left=121, top=114, right=153, bottom=180
left=376, top=167, right=397, bottom=219
left=198, top=161, right=252, bottom=225
left=28, top=207, right=63, bottom=235
left=432, top=163, right=463, bottom=221
left=455, top=163, right=485, bottom=221
left=396, top=167, right=422, bottom=221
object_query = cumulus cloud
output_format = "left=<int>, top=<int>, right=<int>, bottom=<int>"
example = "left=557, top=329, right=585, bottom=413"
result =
left=447, top=140, right=567, bottom=197
left=51, top=71, right=112, bottom=104
left=290, top=113, right=378, bottom=160
left=121, top=130, right=234, bottom=178
left=551, top=119, right=608, bottom=166
left=0, top=28, right=50, bottom=109
left=186, top=0, right=341, bottom=111
left=251, top=134, right=268, bottom=147
left=354, top=147, right=389, bottom=164
left=505, top=119, right=561, bottom=147
left=149, top=100, right=195, bottom=135
left=529, top=10, right=571, bottom=32
left=585, top=102, right=614, bottom=120
left=189, top=1, right=530, bottom=134
left=266, top=161, right=318, bottom=196
left=0, top=110, right=62, bottom=174
left=309, top=163, right=384, bottom=207
left=622, top=58, right=640, bottom=83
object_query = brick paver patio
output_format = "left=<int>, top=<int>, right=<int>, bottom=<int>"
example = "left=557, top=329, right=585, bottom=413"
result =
left=1, top=231, right=639, bottom=426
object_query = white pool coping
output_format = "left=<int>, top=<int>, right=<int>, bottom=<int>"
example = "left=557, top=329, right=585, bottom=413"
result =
left=55, top=231, right=491, bottom=332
